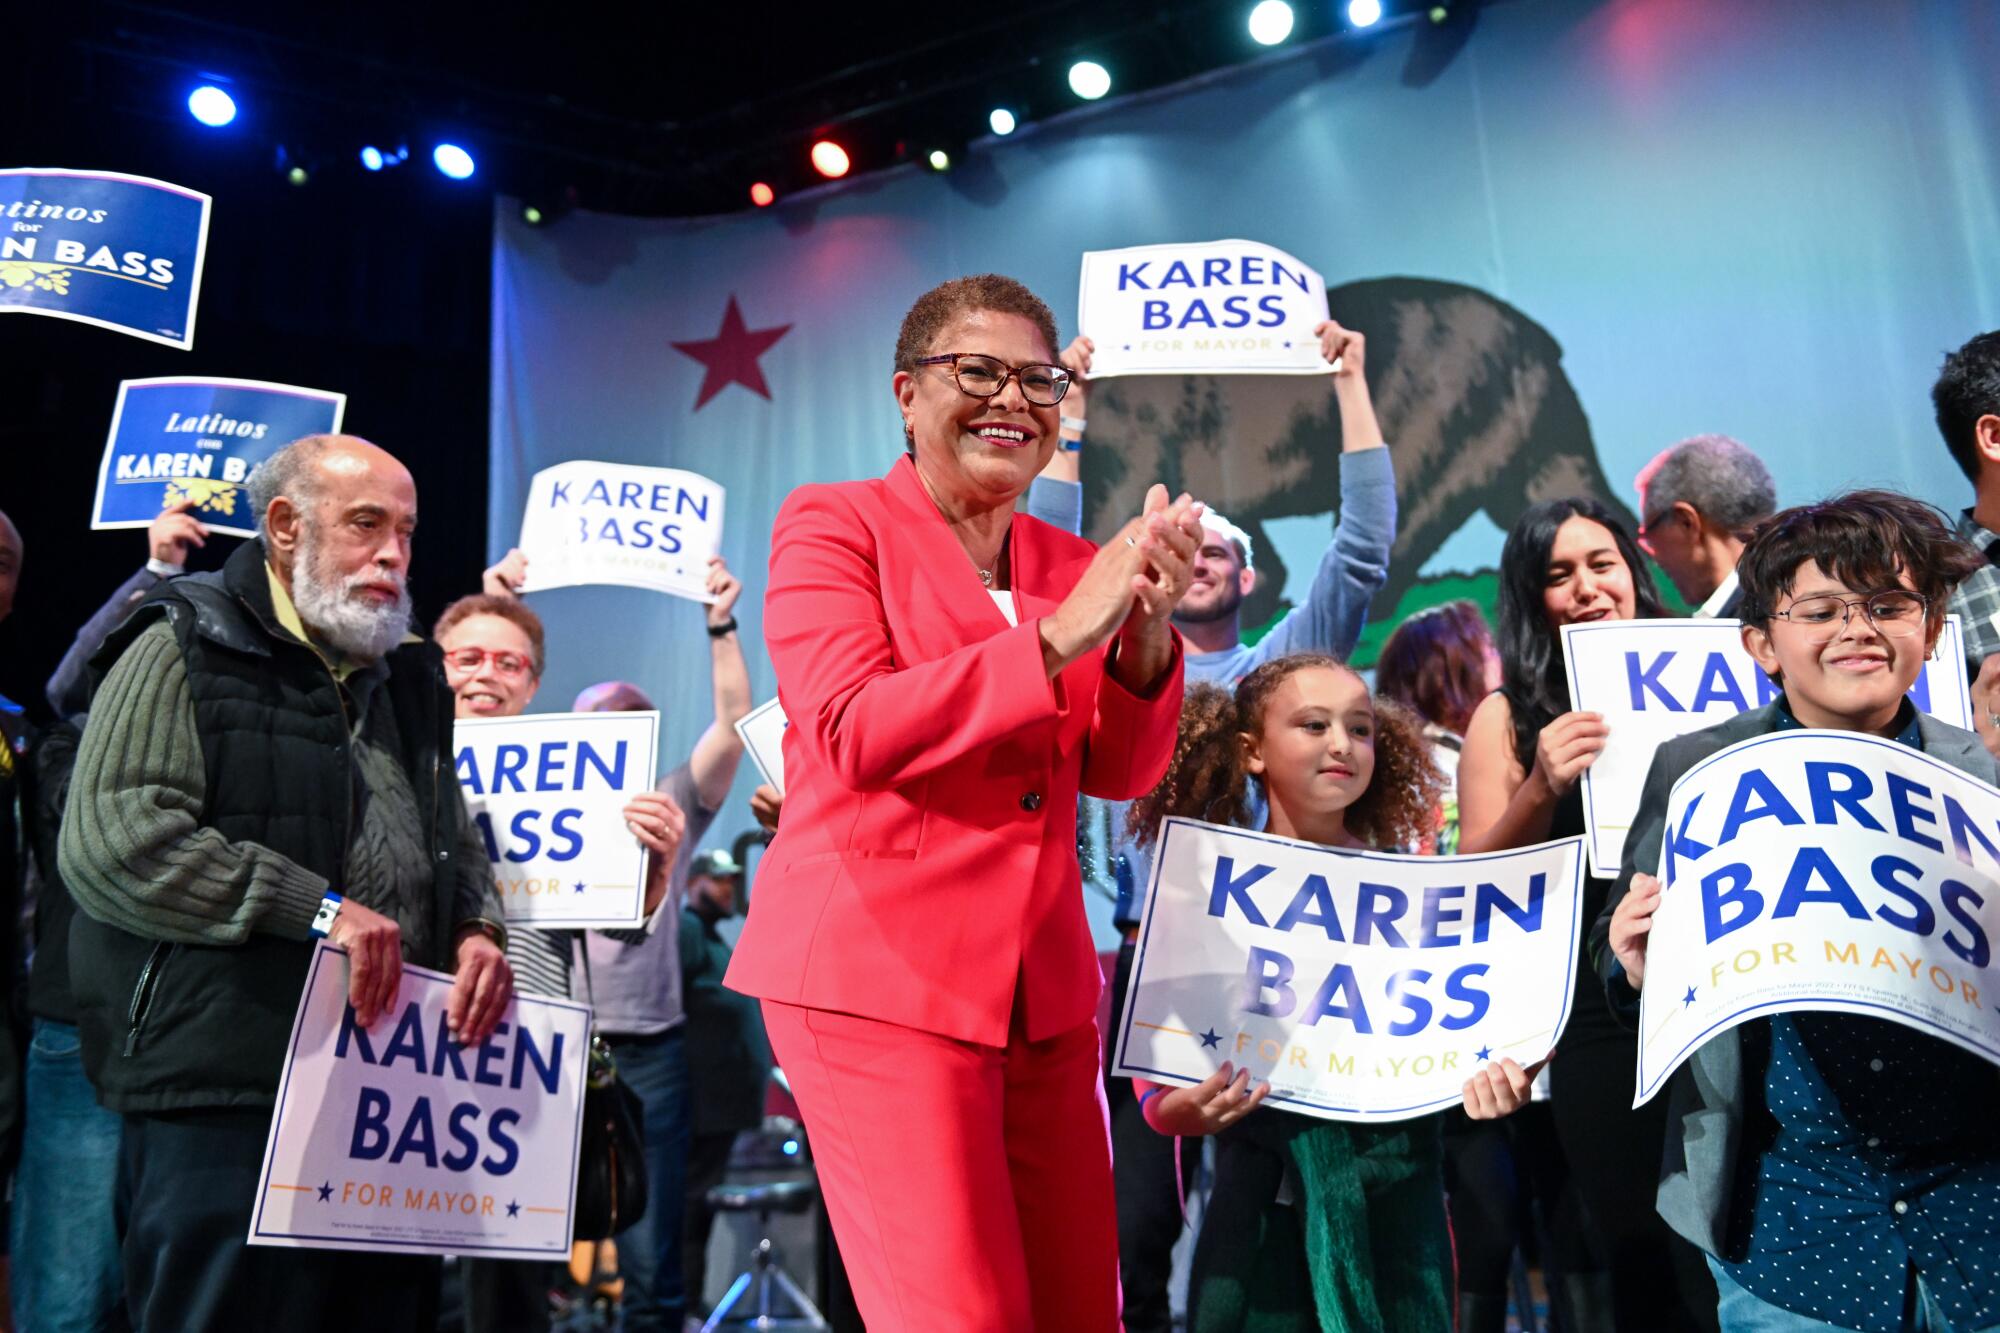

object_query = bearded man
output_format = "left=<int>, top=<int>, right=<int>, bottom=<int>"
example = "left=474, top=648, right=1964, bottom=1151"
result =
left=60, top=434, right=513, bottom=1331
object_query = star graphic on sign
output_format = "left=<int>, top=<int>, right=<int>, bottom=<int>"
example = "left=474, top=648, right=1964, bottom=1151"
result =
left=671, top=296, right=792, bottom=410
left=317, top=1181, right=334, bottom=1202
left=1682, top=986, right=1698, bottom=1008
left=574, top=881, right=587, bottom=894
left=506, top=1200, right=521, bottom=1218
left=1200, top=1028, right=1222, bottom=1049
left=1474, top=1045, right=1492, bottom=1062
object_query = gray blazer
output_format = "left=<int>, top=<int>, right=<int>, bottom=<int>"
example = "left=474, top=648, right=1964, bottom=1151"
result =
left=1586, top=703, right=1999, bottom=1258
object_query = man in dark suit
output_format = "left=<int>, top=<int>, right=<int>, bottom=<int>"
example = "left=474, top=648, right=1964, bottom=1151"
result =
left=1634, top=435, right=1775, bottom=618
left=1592, top=491, right=1999, bottom=1331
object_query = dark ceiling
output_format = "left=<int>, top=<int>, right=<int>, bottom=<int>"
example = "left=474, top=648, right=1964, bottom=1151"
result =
left=30, top=0, right=1469, bottom=217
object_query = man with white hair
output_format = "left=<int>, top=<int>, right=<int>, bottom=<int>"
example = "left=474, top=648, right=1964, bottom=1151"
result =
left=60, top=434, right=514, bottom=1329
left=1031, top=317, right=1397, bottom=1333
left=1634, top=433, right=1776, bottom=617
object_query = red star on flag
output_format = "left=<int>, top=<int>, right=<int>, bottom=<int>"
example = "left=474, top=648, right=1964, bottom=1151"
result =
left=671, top=296, right=792, bottom=410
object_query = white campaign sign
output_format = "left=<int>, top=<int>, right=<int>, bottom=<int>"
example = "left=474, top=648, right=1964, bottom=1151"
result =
left=1113, top=817, right=1586, bottom=1121
left=734, top=697, right=788, bottom=796
left=517, top=461, right=725, bottom=602
left=1077, top=240, right=1333, bottom=379
left=1634, top=730, right=2000, bottom=1105
left=250, top=942, right=590, bottom=1259
left=455, top=710, right=661, bottom=928
left=1564, top=617, right=1970, bottom=876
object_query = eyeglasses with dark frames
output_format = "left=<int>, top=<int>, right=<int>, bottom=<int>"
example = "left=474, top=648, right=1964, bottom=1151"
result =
left=915, top=352, right=1073, bottom=407
left=1768, top=590, right=1929, bottom=641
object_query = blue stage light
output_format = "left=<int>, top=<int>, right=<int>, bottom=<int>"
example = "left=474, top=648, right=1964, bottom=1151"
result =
left=989, top=107, right=1017, bottom=136
left=1248, top=1, right=1295, bottom=45
left=782, top=1138, right=801, bottom=1157
left=432, top=143, right=476, bottom=180
left=1068, top=61, right=1111, bottom=101
left=1348, top=0, right=1384, bottom=27
left=187, top=85, right=237, bottom=128
left=360, top=145, right=385, bottom=172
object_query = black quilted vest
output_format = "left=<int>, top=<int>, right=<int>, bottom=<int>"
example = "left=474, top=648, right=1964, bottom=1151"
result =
left=68, top=540, right=461, bottom=1113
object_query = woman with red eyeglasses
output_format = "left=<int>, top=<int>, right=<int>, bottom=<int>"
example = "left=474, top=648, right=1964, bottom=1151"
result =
left=431, top=590, right=686, bottom=1333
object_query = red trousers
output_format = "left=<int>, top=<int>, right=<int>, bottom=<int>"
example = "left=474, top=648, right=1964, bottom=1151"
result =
left=761, top=1000, right=1121, bottom=1332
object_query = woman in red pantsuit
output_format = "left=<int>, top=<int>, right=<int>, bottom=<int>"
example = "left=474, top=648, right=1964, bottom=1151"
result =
left=725, top=275, right=1201, bottom=1332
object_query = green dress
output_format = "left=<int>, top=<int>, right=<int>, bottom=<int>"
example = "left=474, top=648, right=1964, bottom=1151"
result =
left=1188, top=1110, right=1454, bottom=1333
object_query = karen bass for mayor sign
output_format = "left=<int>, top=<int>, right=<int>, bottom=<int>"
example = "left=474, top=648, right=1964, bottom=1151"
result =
left=517, top=461, right=725, bottom=604
left=1, top=169, right=211, bottom=349
left=1114, top=818, right=1586, bottom=1121
left=1564, top=617, right=1971, bottom=876
left=250, top=943, right=590, bottom=1259
left=1635, top=730, right=2000, bottom=1105
left=93, top=378, right=346, bottom=538
left=1077, top=240, right=1333, bottom=379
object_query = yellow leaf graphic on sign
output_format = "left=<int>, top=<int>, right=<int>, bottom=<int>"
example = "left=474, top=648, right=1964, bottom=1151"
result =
left=163, top=478, right=240, bottom=516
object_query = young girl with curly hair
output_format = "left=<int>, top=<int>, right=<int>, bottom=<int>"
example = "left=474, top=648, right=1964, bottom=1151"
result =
left=1129, top=653, right=1532, bottom=1333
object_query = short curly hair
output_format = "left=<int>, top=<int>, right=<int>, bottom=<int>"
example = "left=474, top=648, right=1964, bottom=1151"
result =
left=893, top=274, right=1060, bottom=374
left=1127, top=654, right=1443, bottom=851
left=433, top=593, right=546, bottom=678
left=1736, top=490, right=1983, bottom=633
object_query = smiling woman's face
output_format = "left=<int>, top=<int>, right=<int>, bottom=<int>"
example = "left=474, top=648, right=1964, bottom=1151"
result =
left=1541, top=515, right=1638, bottom=629
left=893, top=307, right=1061, bottom=509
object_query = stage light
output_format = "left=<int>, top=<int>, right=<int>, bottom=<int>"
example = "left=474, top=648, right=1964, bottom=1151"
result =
left=359, top=145, right=385, bottom=172
left=810, top=140, right=851, bottom=179
left=286, top=165, right=309, bottom=187
left=521, top=204, right=544, bottom=225
left=1428, top=3, right=1449, bottom=18
left=989, top=107, right=1017, bottom=136
left=782, top=1138, right=801, bottom=1157
left=1248, top=1, right=1295, bottom=45
left=927, top=149, right=951, bottom=171
left=1348, top=0, right=1383, bottom=27
left=188, top=85, right=237, bottom=128
left=749, top=181, right=776, bottom=207
left=1068, top=61, right=1111, bottom=101
left=432, top=143, right=476, bottom=180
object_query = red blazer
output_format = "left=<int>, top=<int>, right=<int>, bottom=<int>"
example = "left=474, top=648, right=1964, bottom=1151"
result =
left=726, top=455, right=1183, bottom=1047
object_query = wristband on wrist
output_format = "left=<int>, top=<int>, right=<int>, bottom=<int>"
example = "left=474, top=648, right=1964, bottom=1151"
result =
left=145, top=557, right=185, bottom=579
left=310, top=891, right=344, bottom=939
left=1060, top=436, right=1083, bottom=453
left=707, top=617, right=738, bottom=638
left=1060, top=414, right=1087, bottom=434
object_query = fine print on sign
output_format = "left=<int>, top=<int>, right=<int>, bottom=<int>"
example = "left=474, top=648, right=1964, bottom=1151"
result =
left=250, top=942, right=591, bottom=1259
left=516, top=461, right=726, bottom=604
left=92, top=378, right=346, bottom=539
left=1, top=168, right=212, bottom=349
left=1113, top=817, right=1586, bottom=1121
left=1634, top=730, right=2000, bottom=1105
left=1077, top=239, right=1333, bottom=379
left=1563, top=617, right=1970, bottom=877
left=455, top=710, right=662, bottom=928
left=734, top=697, right=788, bottom=796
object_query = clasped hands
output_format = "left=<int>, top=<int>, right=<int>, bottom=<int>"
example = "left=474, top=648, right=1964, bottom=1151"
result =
left=1039, top=484, right=1205, bottom=689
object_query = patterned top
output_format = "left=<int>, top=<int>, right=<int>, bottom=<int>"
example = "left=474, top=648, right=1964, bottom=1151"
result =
left=1722, top=699, right=2000, bottom=1330
left=1948, top=508, right=2000, bottom=671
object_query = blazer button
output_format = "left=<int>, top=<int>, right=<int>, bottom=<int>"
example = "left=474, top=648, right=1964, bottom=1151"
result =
left=1020, top=791, right=1042, bottom=812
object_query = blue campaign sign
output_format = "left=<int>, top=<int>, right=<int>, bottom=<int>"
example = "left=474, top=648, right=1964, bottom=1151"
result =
left=0, top=169, right=213, bottom=349
left=92, top=378, right=346, bottom=538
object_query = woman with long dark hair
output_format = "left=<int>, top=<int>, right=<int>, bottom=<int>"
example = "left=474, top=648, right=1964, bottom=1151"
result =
left=1457, top=498, right=1717, bottom=1331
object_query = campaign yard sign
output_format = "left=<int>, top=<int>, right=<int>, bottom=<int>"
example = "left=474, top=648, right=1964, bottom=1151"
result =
left=1113, top=817, right=1586, bottom=1121
left=734, top=697, right=788, bottom=796
left=249, top=942, right=591, bottom=1259
left=0, top=169, right=212, bottom=348
left=516, top=461, right=725, bottom=603
left=1633, top=731, right=2000, bottom=1106
left=1077, top=240, right=1333, bottom=379
left=92, top=378, right=346, bottom=538
left=455, top=710, right=661, bottom=928
left=1564, top=617, right=1971, bottom=876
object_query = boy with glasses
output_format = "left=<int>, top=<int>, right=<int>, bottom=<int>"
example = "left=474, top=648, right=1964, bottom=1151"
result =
left=1595, top=490, right=1998, bottom=1332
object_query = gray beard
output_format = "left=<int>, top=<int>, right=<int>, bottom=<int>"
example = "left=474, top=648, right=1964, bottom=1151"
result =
left=292, top=530, right=411, bottom=663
